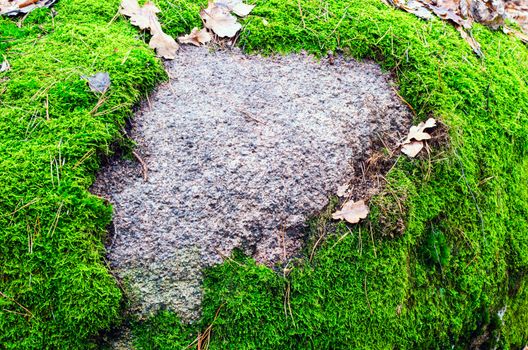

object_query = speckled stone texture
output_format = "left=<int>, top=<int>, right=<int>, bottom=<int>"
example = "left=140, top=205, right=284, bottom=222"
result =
left=92, top=47, right=412, bottom=321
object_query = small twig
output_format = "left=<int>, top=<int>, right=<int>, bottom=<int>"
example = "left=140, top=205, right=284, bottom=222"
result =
left=358, top=226, right=363, bottom=256
left=391, top=86, right=416, bottom=117
left=132, top=151, right=148, bottom=181
left=369, top=222, right=377, bottom=258
left=328, top=4, right=351, bottom=38
left=330, top=225, right=353, bottom=250
left=237, top=109, right=266, bottom=125
left=214, top=247, right=243, bottom=267
left=363, top=276, right=373, bottom=315
left=186, top=305, right=224, bottom=350
left=309, top=231, right=326, bottom=262
left=283, top=282, right=296, bottom=327
left=298, top=0, right=306, bottom=28
left=47, top=201, right=63, bottom=237
left=45, top=94, right=50, bottom=120
left=0, top=291, right=33, bottom=318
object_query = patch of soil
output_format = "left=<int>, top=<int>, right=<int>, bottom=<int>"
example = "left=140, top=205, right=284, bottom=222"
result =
left=91, top=46, right=412, bottom=320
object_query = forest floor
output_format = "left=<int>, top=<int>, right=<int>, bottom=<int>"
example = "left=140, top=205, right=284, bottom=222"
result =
left=0, top=0, right=527, bottom=349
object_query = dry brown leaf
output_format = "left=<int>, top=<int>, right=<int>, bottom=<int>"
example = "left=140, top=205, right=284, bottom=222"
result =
left=120, top=0, right=179, bottom=59
left=332, top=200, right=370, bottom=224
left=132, top=1, right=160, bottom=30
left=400, top=117, right=436, bottom=158
left=401, top=141, right=424, bottom=157
left=503, top=25, right=528, bottom=43
left=119, top=0, right=140, bottom=17
left=0, top=0, right=56, bottom=15
left=389, top=0, right=433, bottom=20
left=178, top=27, right=212, bottom=46
left=217, top=0, right=255, bottom=17
left=149, top=32, right=179, bottom=59
left=429, top=3, right=472, bottom=28
left=149, top=18, right=179, bottom=59
left=456, top=25, right=484, bottom=56
left=403, top=117, right=437, bottom=144
left=201, top=2, right=242, bottom=38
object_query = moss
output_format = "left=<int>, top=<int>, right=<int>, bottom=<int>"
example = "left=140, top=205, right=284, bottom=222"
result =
left=0, top=1, right=165, bottom=348
left=1, top=0, right=527, bottom=348
left=132, top=0, right=528, bottom=348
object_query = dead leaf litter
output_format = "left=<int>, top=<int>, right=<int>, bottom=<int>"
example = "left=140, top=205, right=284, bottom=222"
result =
left=400, top=117, right=437, bottom=158
left=0, top=0, right=57, bottom=16
left=120, top=0, right=254, bottom=58
left=387, top=0, right=528, bottom=54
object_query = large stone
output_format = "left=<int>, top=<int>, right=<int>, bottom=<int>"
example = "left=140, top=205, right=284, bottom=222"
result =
left=92, top=47, right=412, bottom=320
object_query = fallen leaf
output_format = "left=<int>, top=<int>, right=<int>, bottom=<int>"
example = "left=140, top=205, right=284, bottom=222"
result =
left=456, top=25, right=484, bottom=56
left=119, top=0, right=140, bottom=17
left=82, top=72, right=111, bottom=94
left=0, top=58, right=10, bottom=72
left=126, top=0, right=160, bottom=30
left=389, top=0, right=433, bottom=20
left=332, top=200, right=370, bottom=224
left=178, top=27, right=212, bottom=46
left=216, top=0, right=255, bottom=17
left=120, top=0, right=179, bottom=59
left=201, top=2, right=242, bottom=38
left=428, top=3, right=472, bottom=28
left=503, top=25, right=528, bottom=43
left=401, top=141, right=424, bottom=157
left=337, top=184, right=349, bottom=197
left=403, top=117, right=437, bottom=144
left=149, top=32, right=179, bottom=59
left=400, top=117, right=436, bottom=158
left=0, top=0, right=57, bottom=16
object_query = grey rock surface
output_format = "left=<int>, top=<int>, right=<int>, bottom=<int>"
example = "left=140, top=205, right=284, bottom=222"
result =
left=92, top=47, right=412, bottom=321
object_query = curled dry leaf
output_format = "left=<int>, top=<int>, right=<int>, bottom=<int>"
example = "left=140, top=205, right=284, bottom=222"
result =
left=149, top=32, right=179, bottom=59
left=400, top=117, right=436, bottom=158
left=120, top=0, right=160, bottom=30
left=389, top=0, right=433, bottom=20
left=216, top=0, right=255, bottom=17
left=119, top=0, right=179, bottom=59
left=401, top=141, right=425, bottom=158
left=332, top=200, right=370, bottom=224
left=201, top=2, right=242, bottom=38
left=178, top=27, right=212, bottom=46
left=403, top=117, right=437, bottom=143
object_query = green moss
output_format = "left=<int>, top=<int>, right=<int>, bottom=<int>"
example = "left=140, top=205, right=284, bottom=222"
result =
left=133, top=0, right=528, bottom=348
left=0, top=1, right=165, bottom=348
left=2, top=0, right=527, bottom=348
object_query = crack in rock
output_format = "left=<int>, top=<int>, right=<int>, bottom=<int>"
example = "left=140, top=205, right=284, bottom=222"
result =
left=92, top=47, right=412, bottom=321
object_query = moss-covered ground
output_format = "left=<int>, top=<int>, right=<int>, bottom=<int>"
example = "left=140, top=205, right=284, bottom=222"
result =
left=1, top=0, right=527, bottom=349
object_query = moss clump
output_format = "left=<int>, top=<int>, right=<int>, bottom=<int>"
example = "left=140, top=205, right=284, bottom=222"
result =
left=132, top=0, right=528, bottom=349
left=0, top=1, right=165, bottom=348
left=2, top=0, right=527, bottom=348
